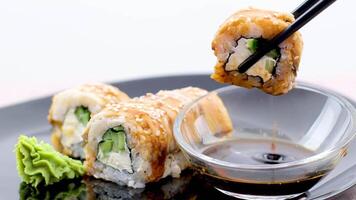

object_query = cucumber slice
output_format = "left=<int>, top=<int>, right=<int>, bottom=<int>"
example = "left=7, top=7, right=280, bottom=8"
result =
left=246, top=39, right=258, bottom=53
left=265, top=59, right=276, bottom=73
left=98, top=125, right=127, bottom=158
left=266, top=49, right=280, bottom=59
left=112, top=131, right=125, bottom=152
left=112, top=126, right=125, bottom=132
left=117, top=132, right=126, bottom=151
left=74, top=106, right=91, bottom=125
left=98, top=140, right=113, bottom=158
left=102, top=129, right=115, bottom=140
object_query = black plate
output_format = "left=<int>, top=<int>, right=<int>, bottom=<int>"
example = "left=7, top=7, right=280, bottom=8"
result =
left=1, top=74, right=356, bottom=200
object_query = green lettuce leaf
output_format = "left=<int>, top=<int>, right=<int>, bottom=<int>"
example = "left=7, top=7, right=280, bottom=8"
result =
left=15, top=135, right=85, bottom=187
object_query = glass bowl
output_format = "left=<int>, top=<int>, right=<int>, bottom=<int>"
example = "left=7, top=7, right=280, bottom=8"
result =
left=173, top=83, right=356, bottom=200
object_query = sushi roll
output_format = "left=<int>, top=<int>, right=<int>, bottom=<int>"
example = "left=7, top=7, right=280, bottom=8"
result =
left=48, top=83, right=130, bottom=158
left=83, top=87, right=232, bottom=188
left=211, top=8, right=303, bottom=95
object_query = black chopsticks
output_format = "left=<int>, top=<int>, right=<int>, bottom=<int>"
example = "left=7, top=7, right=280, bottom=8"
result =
left=237, top=0, right=337, bottom=74
left=293, top=0, right=320, bottom=18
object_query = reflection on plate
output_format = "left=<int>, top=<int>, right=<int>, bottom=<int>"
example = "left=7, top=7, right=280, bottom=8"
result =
left=19, top=171, right=227, bottom=200
left=19, top=162, right=356, bottom=200
left=19, top=179, right=86, bottom=200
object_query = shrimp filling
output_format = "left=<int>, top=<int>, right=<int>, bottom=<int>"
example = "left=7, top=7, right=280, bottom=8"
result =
left=225, top=38, right=280, bottom=82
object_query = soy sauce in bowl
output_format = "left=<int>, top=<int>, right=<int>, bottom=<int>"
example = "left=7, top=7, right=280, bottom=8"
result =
left=174, top=84, right=356, bottom=199
left=199, top=138, right=331, bottom=196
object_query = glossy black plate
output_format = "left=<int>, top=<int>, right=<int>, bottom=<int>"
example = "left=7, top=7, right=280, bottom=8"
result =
left=1, top=74, right=356, bottom=200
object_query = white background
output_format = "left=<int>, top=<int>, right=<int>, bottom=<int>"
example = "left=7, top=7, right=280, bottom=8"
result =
left=0, top=0, right=355, bottom=107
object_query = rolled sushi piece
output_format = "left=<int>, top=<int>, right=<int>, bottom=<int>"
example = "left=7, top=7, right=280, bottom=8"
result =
left=83, top=87, right=232, bottom=188
left=211, top=8, right=303, bottom=95
left=48, top=83, right=130, bottom=158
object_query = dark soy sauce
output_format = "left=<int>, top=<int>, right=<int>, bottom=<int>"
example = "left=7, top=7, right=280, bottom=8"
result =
left=200, top=138, right=329, bottom=196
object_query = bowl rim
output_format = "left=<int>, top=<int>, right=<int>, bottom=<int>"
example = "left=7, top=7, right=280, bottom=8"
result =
left=173, top=82, right=356, bottom=170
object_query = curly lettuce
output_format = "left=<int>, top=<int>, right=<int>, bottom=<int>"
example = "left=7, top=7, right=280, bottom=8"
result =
left=15, top=135, right=85, bottom=187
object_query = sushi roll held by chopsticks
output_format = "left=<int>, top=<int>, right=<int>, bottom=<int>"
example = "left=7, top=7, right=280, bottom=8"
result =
left=48, top=83, right=129, bottom=158
left=83, top=87, right=232, bottom=188
left=211, top=8, right=303, bottom=95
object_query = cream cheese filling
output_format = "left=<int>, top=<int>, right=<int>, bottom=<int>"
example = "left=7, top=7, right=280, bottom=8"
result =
left=98, top=150, right=133, bottom=173
left=61, top=108, right=85, bottom=148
